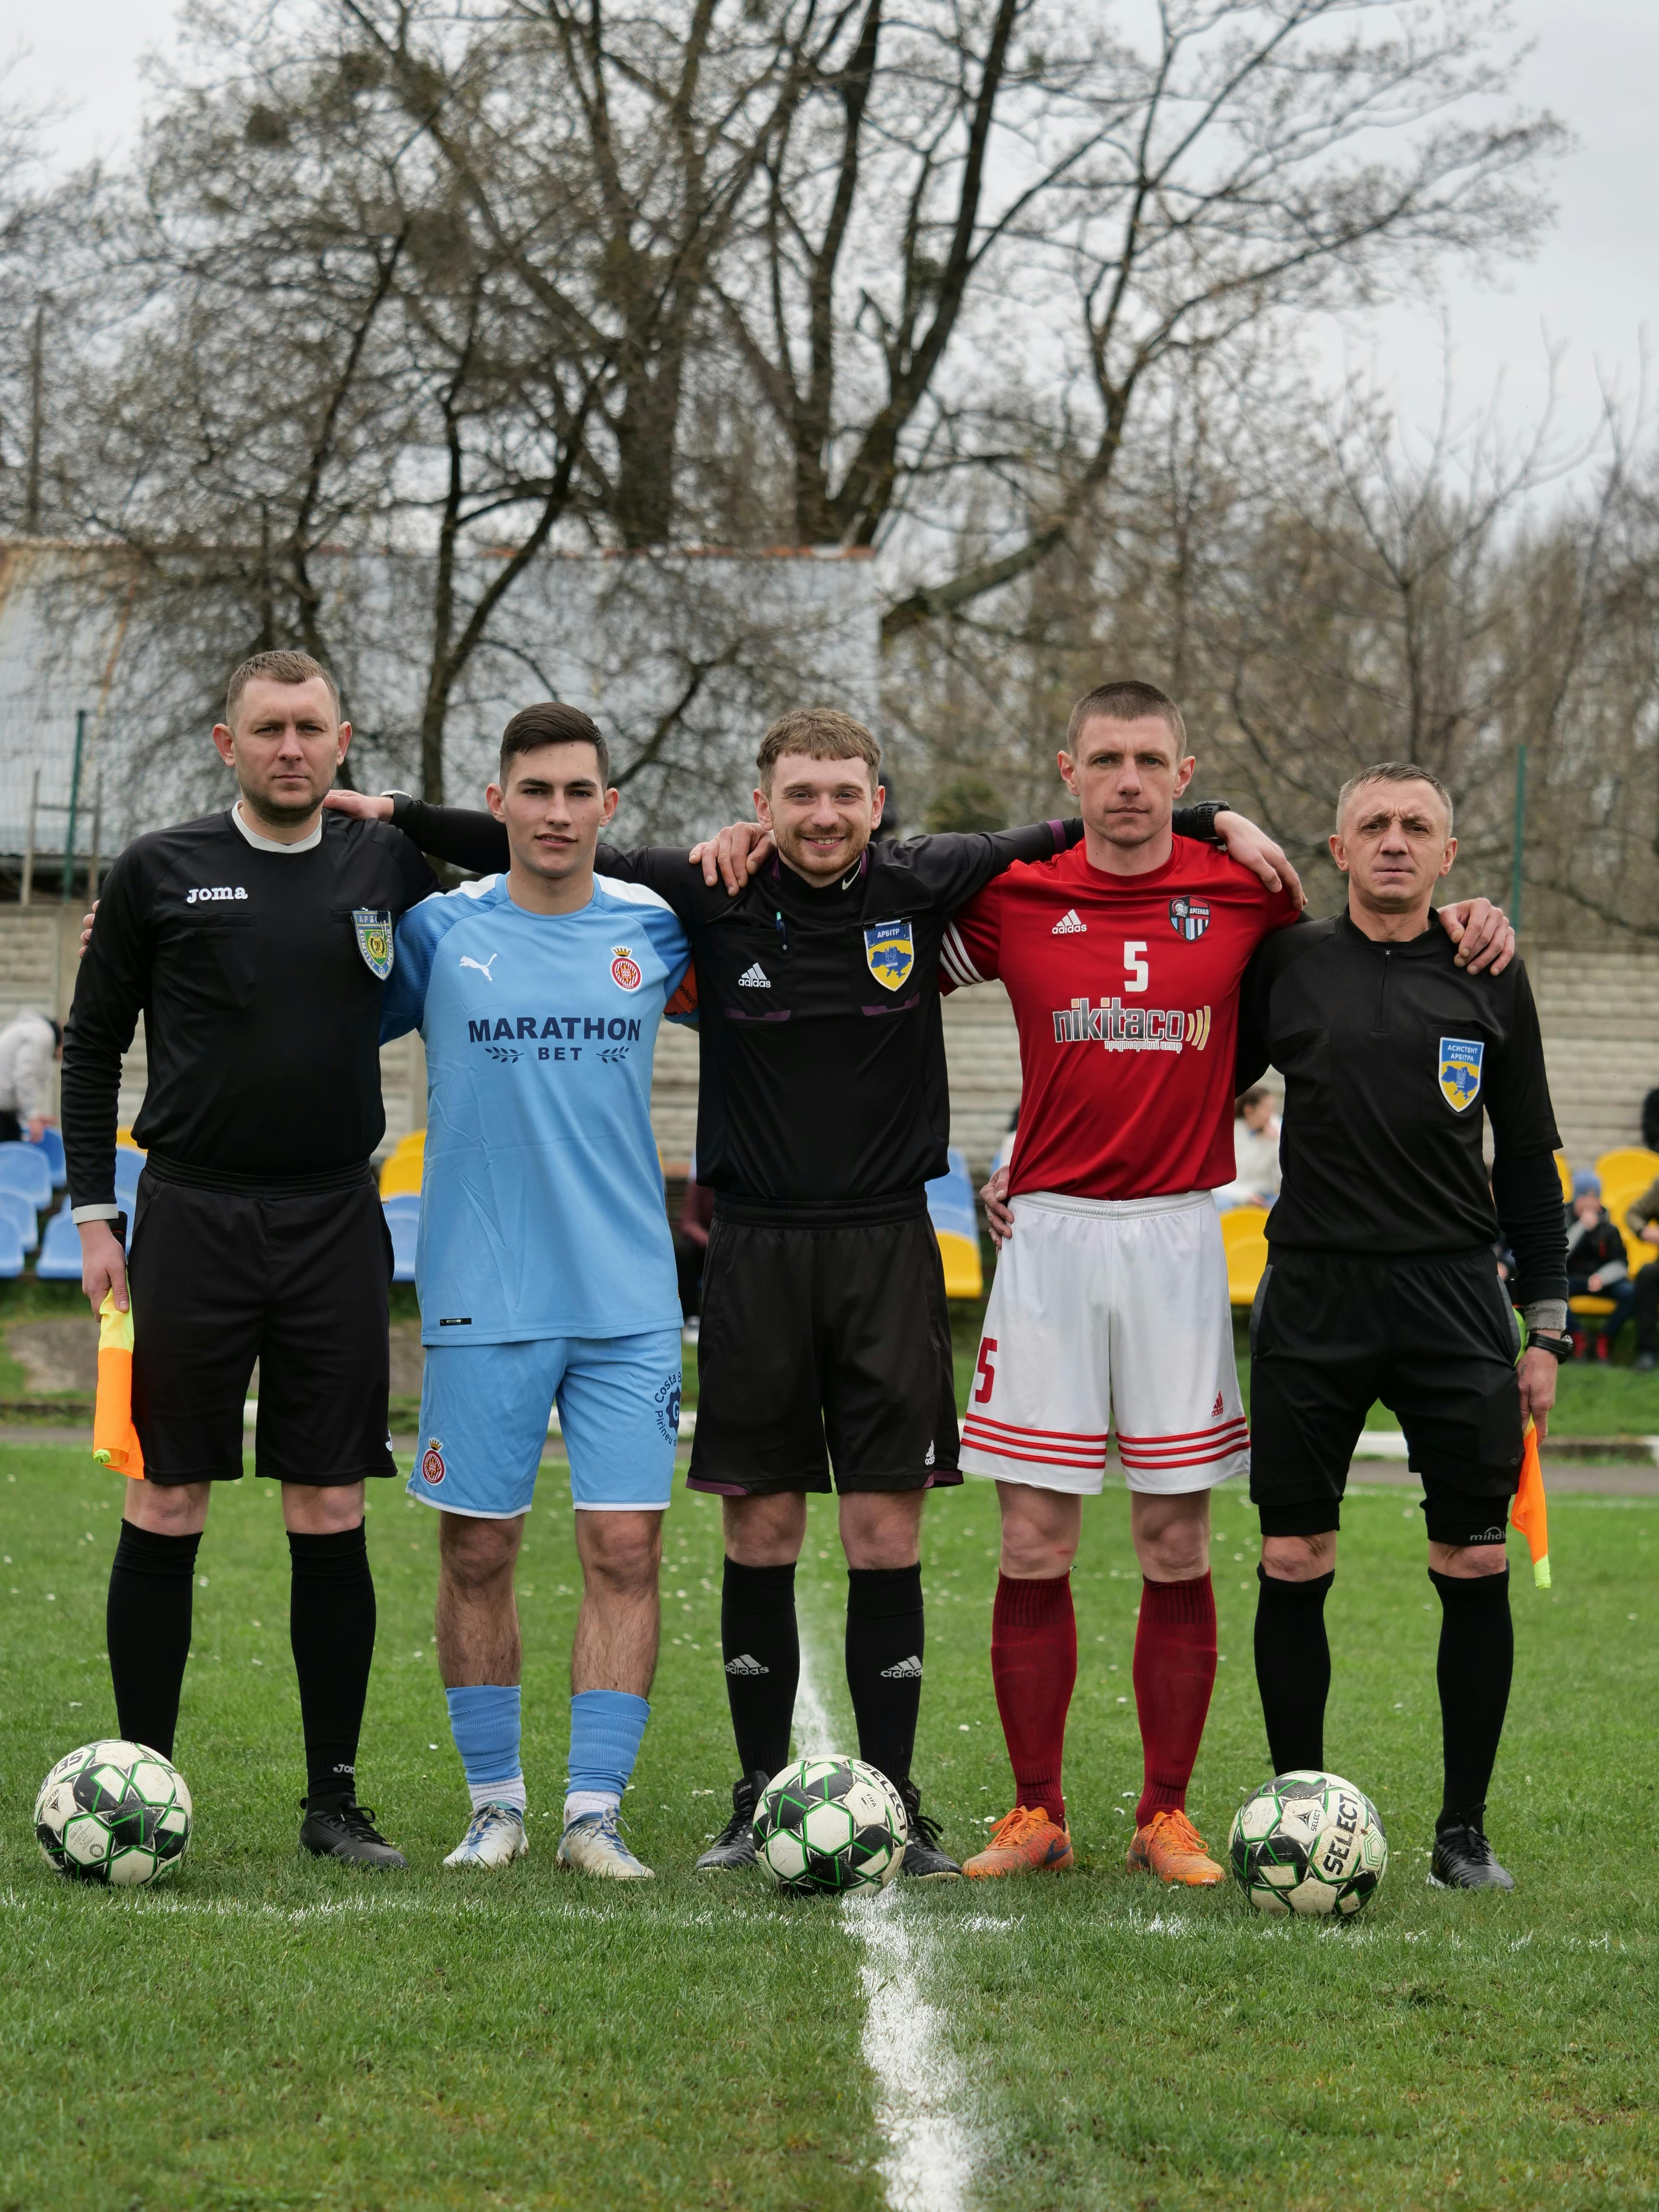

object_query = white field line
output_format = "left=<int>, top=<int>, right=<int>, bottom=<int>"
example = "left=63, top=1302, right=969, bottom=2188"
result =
left=793, top=1628, right=979, bottom=2212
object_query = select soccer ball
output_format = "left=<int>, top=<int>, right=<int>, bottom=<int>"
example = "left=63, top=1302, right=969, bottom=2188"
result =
left=1228, top=1770, right=1387, bottom=1918
left=35, top=1740, right=193, bottom=1888
left=754, top=1755, right=907, bottom=1895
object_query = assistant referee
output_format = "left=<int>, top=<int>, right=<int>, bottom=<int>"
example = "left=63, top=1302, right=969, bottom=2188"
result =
left=1236, top=760, right=1567, bottom=1891
left=64, top=651, right=436, bottom=1866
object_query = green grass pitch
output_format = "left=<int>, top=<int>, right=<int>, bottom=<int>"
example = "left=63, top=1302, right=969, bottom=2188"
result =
left=2, top=1449, right=1655, bottom=2210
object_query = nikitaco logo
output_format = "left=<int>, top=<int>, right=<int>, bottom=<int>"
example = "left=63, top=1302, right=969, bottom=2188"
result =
left=186, top=886, right=247, bottom=904
left=1051, top=997, right=1211, bottom=1053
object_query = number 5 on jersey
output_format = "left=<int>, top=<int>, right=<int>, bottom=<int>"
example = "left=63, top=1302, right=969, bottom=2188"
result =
left=1123, top=940, right=1149, bottom=992
left=973, top=1338, right=997, bottom=1404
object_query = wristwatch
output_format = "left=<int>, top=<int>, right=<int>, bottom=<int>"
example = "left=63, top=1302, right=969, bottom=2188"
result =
left=1528, top=1332, right=1573, bottom=1362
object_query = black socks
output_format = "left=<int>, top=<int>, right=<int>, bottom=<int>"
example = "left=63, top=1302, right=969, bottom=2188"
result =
left=1430, top=1567, right=1513, bottom=1831
left=1253, top=1565, right=1334, bottom=1775
left=845, top=1563, right=924, bottom=1790
left=288, top=1523, right=377, bottom=1806
left=107, top=1521, right=201, bottom=1758
left=720, top=1558, right=799, bottom=1781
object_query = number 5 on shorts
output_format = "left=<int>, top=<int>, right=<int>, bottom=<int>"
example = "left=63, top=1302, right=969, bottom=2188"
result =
left=974, top=1338, right=997, bottom=1404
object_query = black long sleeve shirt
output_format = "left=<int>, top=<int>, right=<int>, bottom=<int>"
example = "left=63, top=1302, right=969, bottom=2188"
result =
left=1235, top=912, right=1567, bottom=1304
left=63, top=808, right=437, bottom=1211
left=392, top=799, right=1228, bottom=1211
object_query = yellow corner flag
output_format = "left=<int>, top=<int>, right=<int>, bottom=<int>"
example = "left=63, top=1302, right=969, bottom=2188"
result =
left=93, top=1291, right=144, bottom=1480
left=1511, top=1419, right=1548, bottom=1589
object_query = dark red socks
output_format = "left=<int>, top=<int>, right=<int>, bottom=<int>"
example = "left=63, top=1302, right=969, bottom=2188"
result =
left=1132, top=1572, right=1218, bottom=1826
left=990, top=1572, right=1077, bottom=1825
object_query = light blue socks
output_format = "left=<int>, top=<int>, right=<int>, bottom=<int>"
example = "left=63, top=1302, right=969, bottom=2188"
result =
left=446, top=1684, right=526, bottom=1814
left=565, top=1688, right=650, bottom=1825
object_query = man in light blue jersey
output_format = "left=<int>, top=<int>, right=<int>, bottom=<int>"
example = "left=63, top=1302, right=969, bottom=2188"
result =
left=381, top=702, right=694, bottom=1877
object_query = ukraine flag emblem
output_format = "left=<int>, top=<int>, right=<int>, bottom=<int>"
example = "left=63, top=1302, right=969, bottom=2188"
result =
left=1438, top=1036, right=1484, bottom=1112
left=864, top=919, right=915, bottom=992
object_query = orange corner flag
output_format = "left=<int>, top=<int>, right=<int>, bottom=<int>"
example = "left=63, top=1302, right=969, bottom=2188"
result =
left=1511, top=1420, right=1548, bottom=1589
left=92, top=1291, right=143, bottom=1480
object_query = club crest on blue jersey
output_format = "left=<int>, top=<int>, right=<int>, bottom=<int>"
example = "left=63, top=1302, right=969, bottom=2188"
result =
left=1168, top=896, right=1210, bottom=942
left=610, top=945, right=643, bottom=992
left=352, top=908, right=394, bottom=979
left=864, top=918, right=915, bottom=992
left=1438, top=1036, right=1484, bottom=1112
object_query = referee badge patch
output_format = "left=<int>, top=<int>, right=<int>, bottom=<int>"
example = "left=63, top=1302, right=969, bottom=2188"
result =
left=864, top=918, right=915, bottom=992
left=352, top=908, right=394, bottom=980
left=1438, top=1036, right=1484, bottom=1112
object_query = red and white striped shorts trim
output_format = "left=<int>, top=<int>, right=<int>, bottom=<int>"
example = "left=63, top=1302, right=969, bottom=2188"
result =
left=958, top=1412, right=1109, bottom=1474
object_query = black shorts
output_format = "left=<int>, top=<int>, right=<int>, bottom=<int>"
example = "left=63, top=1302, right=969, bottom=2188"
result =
left=687, top=1193, right=961, bottom=1497
left=128, top=1160, right=397, bottom=1487
left=1249, top=1247, right=1522, bottom=1544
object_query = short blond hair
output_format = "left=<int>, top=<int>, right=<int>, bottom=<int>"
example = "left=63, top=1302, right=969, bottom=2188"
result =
left=1066, top=680, right=1185, bottom=752
left=226, top=649, right=341, bottom=725
left=755, top=707, right=881, bottom=790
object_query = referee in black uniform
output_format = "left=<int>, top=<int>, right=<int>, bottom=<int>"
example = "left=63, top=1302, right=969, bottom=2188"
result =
left=64, top=651, right=436, bottom=1865
left=329, top=709, right=1286, bottom=1874
left=1237, top=761, right=1567, bottom=1889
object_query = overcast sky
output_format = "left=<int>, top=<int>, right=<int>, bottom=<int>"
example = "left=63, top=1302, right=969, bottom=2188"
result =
left=11, top=0, right=1657, bottom=455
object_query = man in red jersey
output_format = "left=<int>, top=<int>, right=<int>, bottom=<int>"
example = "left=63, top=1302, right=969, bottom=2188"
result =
left=940, top=681, right=1511, bottom=1884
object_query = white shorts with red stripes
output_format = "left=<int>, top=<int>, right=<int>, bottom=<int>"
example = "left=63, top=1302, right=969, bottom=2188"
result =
left=959, top=1188, right=1248, bottom=1496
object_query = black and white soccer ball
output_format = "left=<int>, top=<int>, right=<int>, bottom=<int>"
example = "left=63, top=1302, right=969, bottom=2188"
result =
left=1229, top=1770, right=1387, bottom=1918
left=754, top=1755, right=907, bottom=1895
left=35, top=1740, right=193, bottom=1888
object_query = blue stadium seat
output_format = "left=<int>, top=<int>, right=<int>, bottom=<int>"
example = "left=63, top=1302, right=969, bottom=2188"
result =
left=382, top=1192, right=421, bottom=1224
left=390, top=1211, right=418, bottom=1283
left=0, top=1188, right=40, bottom=1253
left=926, top=1146, right=984, bottom=1299
left=26, top=1126, right=66, bottom=1187
left=113, top=1146, right=145, bottom=1202
left=35, top=1207, right=82, bottom=1280
left=0, top=1144, right=52, bottom=1211
left=0, top=1224, right=26, bottom=1279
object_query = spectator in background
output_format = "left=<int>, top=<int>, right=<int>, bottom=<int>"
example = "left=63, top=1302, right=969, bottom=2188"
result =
left=1566, top=1170, right=1629, bottom=1361
left=0, top=1009, right=62, bottom=1143
left=1621, top=1169, right=1659, bottom=1372
left=1214, top=1084, right=1281, bottom=1211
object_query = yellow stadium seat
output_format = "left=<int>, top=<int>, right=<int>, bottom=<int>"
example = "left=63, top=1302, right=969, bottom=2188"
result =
left=936, top=1229, right=983, bottom=1301
left=1595, top=1147, right=1659, bottom=1192
left=1569, top=1293, right=1618, bottom=1321
left=1554, top=1152, right=1572, bottom=1200
left=1220, top=1206, right=1270, bottom=1308
left=379, top=1131, right=425, bottom=1198
left=116, top=1127, right=144, bottom=1151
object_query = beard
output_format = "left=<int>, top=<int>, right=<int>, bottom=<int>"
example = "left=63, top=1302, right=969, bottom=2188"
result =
left=240, top=779, right=323, bottom=829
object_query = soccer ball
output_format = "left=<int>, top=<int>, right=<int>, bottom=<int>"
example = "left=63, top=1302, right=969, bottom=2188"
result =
left=34, top=1740, right=193, bottom=1888
left=1228, top=1770, right=1387, bottom=1918
left=754, top=1755, right=907, bottom=1895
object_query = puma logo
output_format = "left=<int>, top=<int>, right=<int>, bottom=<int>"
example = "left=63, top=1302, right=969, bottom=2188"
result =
left=460, top=954, right=498, bottom=982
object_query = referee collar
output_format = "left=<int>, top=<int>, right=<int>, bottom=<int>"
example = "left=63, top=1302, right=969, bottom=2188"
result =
left=230, top=802, right=323, bottom=855
left=1336, top=910, right=1446, bottom=960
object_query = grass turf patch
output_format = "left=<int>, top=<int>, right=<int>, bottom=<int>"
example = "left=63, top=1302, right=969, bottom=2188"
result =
left=2, top=1452, right=1656, bottom=2209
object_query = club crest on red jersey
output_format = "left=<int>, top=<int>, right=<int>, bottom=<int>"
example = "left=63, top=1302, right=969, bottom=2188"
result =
left=1168, top=896, right=1210, bottom=942
left=864, top=918, right=915, bottom=992
left=610, top=945, right=643, bottom=992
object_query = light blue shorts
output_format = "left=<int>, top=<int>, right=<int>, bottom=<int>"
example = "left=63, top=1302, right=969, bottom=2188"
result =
left=407, top=1330, right=683, bottom=1518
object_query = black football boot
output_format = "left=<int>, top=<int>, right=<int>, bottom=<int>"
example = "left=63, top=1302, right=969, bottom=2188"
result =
left=299, top=1796, right=408, bottom=1869
left=897, top=1778, right=960, bottom=1880
left=1429, top=1823, right=1514, bottom=1890
left=696, top=1770, right=767, bottom=1871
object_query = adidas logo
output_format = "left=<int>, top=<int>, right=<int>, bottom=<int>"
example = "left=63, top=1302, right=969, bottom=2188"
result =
left=880, top=1655, right=923, bottom=1680
left=1052, top=908, right=1086, bottom=935
left=737, top=963, right=770, bottom=988
left=724, top=1653, right=769, bottom=1675
left=924, top=1441, right=935, bottom=1468
left=1212, top=1391, right=1225, bottom=1418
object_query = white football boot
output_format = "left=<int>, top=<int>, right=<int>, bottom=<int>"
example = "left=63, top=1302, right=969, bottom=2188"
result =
left=444, top=1802, right=530, bottom=1869
left=556, top=1806, right=654, bottom=1879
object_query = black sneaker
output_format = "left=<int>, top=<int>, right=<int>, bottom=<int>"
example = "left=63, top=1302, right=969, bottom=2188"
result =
left=897, top=1778, right=960, bottom=1880
left=1429, top=1824, right=1514, bottom=1890
left=695, top=1771, right=767, bottom=1871
left=299, top=1796, right=407, bottom=1869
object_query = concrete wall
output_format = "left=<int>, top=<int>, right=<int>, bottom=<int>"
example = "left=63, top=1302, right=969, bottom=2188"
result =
left=18, top=911, right=1645, bottom=1184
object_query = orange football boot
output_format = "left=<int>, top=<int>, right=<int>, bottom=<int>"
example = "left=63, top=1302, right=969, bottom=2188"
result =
left=961, top=1804, right=1074, bottom=1879
left=1125, top=1807, right=1224, bottom=1886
